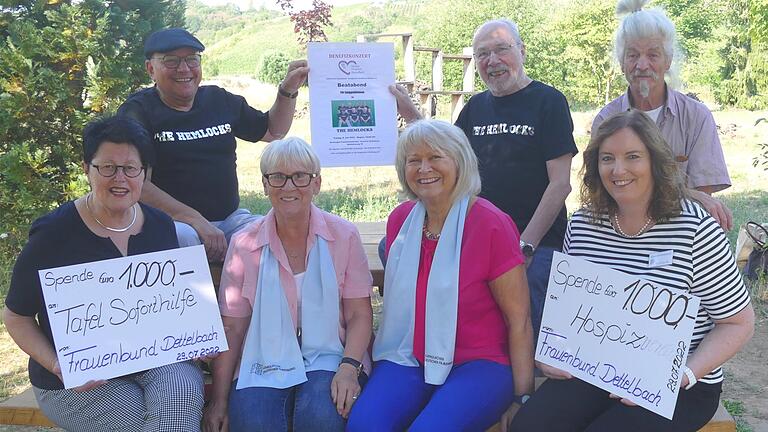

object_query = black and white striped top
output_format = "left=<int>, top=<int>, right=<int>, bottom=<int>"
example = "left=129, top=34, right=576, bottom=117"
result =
left=564, top=199, right=751, bottom=383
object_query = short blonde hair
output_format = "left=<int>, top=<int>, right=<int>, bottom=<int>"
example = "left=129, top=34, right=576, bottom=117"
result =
left=395, top=119, right=481, bottom=203
left=260, top=137, right=321, bottom=175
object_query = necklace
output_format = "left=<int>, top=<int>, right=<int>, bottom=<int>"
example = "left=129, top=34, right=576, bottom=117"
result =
left=285, top=250, right=303, bottom=259
left=613, top=213, right=653, bottom=238
left=85, top=193, right=137, bottom=233
left=423, top=218, right=441, bottom=241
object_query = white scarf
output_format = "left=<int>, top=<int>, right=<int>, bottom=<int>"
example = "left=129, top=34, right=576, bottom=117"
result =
left=236, top=237, right=344, bottom=389
left=373, top=196, right=469, bottom=385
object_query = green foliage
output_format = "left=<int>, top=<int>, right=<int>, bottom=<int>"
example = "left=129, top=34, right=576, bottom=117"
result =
left=713, top=0, right=768, bottom=109
left=0, top=1, right=184, bottom=266
left=258, top=51, right=290, bottom=85
left=555, top=0, right=624, bottom=107
left=750, top=0, right=768, bottom=44
left=325, top=8, right=393, bottom=42
left=188, top=0, right=768, bottom=108
left=240, top=181, right=400, bottom=222
left=653, top=0, right=723, bottom=58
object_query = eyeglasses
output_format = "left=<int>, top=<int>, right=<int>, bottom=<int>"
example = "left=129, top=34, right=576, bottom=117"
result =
left=474, top=43, right=519, bottom=61
left=90, top=164, right=145, bottom=178
left=263, top=172, right=318, bottom=188
left=152, top=54, right=202, bottom=69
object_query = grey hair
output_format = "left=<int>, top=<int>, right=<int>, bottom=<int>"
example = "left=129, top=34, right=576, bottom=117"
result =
left=395, top=119, right=481, bottom=203
left=472, top=19, right=523, bottom=47
left=260, top=136, right=321, bottom=175
left=614, top=0, right=682, bottom=87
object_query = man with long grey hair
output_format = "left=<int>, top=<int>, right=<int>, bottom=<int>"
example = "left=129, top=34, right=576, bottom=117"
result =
left=593, top=0, right=733, bottom=230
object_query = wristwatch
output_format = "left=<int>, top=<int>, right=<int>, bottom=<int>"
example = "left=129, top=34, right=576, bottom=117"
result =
left=513, top=394, right=531, bottom=405
left=519, top=240, right=535, bottom=258
left=340, top=357, right=363, bottom=376
left=278, top=83, right=299, bottom=99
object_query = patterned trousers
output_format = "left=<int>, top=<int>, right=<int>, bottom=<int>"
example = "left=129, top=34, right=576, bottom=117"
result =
left=33, top=361, right=204, bottom=432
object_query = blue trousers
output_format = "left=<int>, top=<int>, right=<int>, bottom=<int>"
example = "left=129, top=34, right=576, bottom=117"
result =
left=228, top=370, right=344, bottom=432
left=527, top=246, right=556, bottom=345
left=347, top=360, right=514, bottom=432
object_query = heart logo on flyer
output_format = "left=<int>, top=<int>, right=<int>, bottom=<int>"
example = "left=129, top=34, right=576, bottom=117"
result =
left=338, top=60, right=356, bottom=75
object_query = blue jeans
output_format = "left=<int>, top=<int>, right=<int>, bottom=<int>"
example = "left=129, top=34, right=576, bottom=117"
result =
left=228, top=370, right=344, bottom=432
left=527, top=246, right=556, bottom=345
left=347, top=360, right=514, bottom=432
left=175, top=208, right=261, bottom=249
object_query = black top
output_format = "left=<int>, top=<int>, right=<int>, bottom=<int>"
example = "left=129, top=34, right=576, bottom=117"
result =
left=118, top=85, right=269, bottom=221
left=5, top=202, right=179, bottom=389
left=455, top=81, right=578, bottom=249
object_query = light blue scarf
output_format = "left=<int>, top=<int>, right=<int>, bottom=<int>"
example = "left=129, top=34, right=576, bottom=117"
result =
left=373, top=196, right=469, bottom=385
left=236, top=237, right=343, bottom=389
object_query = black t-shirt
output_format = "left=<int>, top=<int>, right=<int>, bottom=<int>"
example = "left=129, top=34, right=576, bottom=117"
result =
left=455, top=81, right=578, bottom=249
left=5, top=202, right=179, bottom=390
left=118, top=85, right=269, bottom=221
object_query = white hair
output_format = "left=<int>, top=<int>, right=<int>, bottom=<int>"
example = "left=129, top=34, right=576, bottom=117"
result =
left=472, top=19, right=523, bottom=47
left=260, top=137, right=321, bottom=175
left=614, top=0, right=682, bottom=88
left=395, top=119, right=481, bottom=203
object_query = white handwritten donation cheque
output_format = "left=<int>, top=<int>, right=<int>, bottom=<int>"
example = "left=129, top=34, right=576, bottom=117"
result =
left=537, top=252, right=700, bottom=419
left=39, top=245, right=228, bottom=388
left=307, top=42, right=397, bottom=167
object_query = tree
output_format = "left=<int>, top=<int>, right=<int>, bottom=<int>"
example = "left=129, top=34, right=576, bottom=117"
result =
left=751, top=0, right=768, bottom=44
left=414, top=0, right=559, bottom=94
left=276, top=0, right=333, bottom=45
left=556, top=0, right=623, bottom=107
left=713, top=0, right=768, bottom=109
left=0, top=0, right=184, bottom=262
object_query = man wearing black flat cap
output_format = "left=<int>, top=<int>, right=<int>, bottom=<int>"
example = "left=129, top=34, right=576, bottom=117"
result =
left=118, top=28, right=309, bottom=261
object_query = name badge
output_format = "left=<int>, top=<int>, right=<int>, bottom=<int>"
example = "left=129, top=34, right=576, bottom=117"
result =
left=648, top=250, right=674, bottom=268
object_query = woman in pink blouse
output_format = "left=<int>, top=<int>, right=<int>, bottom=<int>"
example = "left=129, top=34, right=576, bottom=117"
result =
left=203, top=137, right=373, bottom=432
left=347, top=120, right=535, bottom=431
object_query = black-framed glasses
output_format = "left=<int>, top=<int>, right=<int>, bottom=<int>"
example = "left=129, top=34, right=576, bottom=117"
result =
left=263, top=172, right=318, bottom=188
left=90, top=163, right=145, bottom=178
left=152, top=54, right=202, bottom=69
left=474, top=43, right=519, bottom=61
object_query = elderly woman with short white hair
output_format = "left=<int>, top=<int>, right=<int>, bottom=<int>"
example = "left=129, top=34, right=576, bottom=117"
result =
left=203, top=137, right=373, bottom=432
left=348, top=119, right=535, bottom=431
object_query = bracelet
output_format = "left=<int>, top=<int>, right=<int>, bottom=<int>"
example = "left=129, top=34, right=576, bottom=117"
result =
left=683, top=366, right=697, bottom=390
left=278, top=84, right=299, bottom=99
left=340, top=357, right=363, bottom=376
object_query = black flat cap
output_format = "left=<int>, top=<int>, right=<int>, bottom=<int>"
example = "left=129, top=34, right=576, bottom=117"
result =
left=143, top=28, right=205, bottom=59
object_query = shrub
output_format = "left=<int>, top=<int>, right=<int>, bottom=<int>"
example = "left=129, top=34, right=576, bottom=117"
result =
left=258, top=51, right=290, bottom=85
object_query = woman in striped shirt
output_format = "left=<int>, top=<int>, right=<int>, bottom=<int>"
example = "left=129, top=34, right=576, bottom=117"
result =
left=509, top=110, right=754, bottom=432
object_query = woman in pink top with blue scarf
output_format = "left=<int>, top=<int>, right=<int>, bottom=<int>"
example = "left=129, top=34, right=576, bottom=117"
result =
left=347, top=120, right=535, bottom=431
left=203, top=137, right=373, bottom=432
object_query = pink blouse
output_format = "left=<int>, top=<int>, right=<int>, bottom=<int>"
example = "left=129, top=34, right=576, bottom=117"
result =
left=386, top=198, right=524, bottom=366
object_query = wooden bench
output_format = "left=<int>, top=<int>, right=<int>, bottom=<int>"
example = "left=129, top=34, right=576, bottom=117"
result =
left=0, top=384, right=738, bottom=431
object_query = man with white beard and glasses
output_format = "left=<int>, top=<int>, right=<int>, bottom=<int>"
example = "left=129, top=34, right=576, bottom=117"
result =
left=592, top=0, right=733, bottom=230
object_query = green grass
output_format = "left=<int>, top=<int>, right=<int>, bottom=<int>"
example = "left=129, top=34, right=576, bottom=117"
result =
left=723, top=400, right=754, bottom=432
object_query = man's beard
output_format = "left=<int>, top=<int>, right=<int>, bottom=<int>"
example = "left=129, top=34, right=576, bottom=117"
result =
left=638, top=80, right=651, bottom=98
left=632, top=72, right=658, bottom=99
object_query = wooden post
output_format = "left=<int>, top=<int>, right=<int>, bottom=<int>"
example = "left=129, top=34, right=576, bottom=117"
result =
left=419, top=93, right=432, bottom=119
left=462, top=46, right=475, bottom=92
left=403, top=34, right=415, bottom=85
left=432, top=50, right=443, bottom=91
